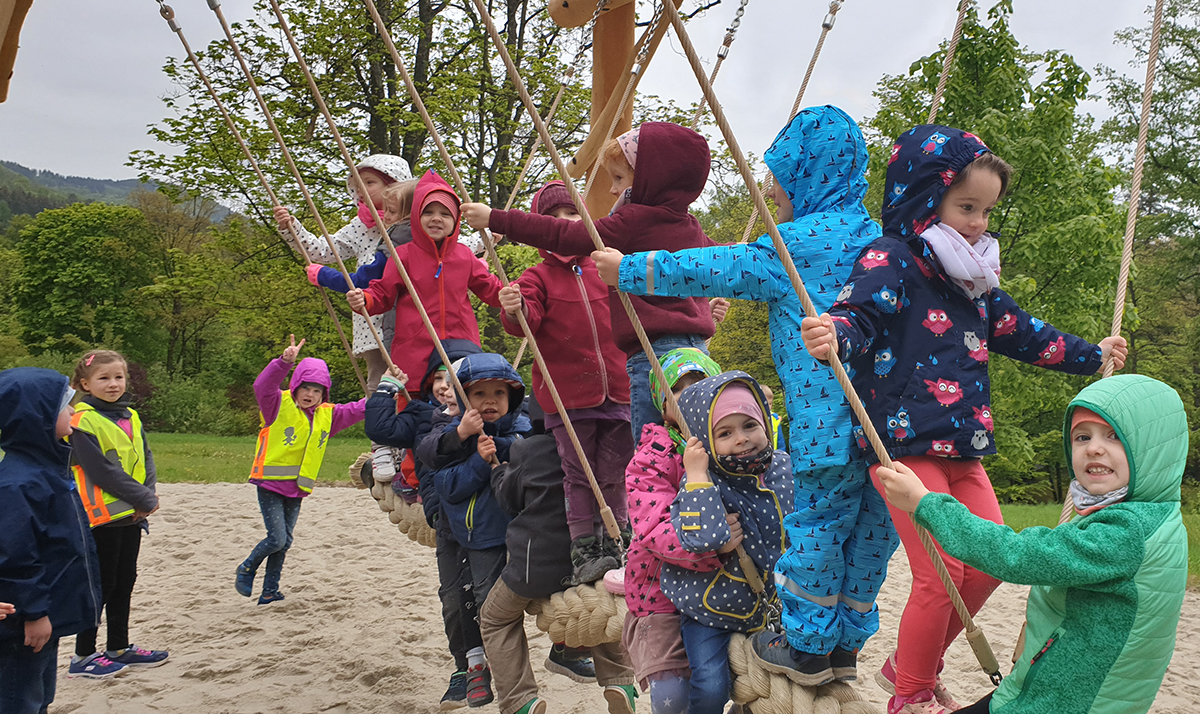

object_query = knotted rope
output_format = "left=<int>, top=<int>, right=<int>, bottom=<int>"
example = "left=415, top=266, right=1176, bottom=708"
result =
left=349, top=452, right=437, bottom=547
left=728, top=634, right=880, bottom=714
left=525, top=580, right=627, bottom=649
left=659, top=0, right=1002, bottom=683
left=156, top=0, right=366, bottom=394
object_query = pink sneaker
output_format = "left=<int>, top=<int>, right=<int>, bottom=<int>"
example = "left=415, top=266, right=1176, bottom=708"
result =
left=887, top=690, right=953, bottom=714
left=874, top=652, right=961, bottom=711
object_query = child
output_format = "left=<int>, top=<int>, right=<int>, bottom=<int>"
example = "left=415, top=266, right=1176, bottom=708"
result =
left=428, top=352, right=532, bottom=707
left=371, top=339, right=487, bottom=710
left=236, top=335, right=365, bottom=604
left=667, top=371, right=795, bottom=714
left=462, top=122, right=718, bottom=439
left=275, top=154, right=413, bottom=390
left=481, top=409, right=636, bottom=714
left=66, top=350, right=168, bottom=678
left=496, top=180, right=633, bottom=584
left=349, top=170, right=503, bottom=383
left=595, top=106, right=897, bottom=681
left=877, top=374, right=1187, bottom=714
left=623, top=348, right=723, bottom=714
left=801, top=126, right=1129, bottom=714
left=0, top=368, right=101, bottom=713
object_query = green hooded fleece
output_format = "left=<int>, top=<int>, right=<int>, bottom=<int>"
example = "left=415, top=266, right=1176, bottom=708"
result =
left=914, top=374, right=1188, bottom=714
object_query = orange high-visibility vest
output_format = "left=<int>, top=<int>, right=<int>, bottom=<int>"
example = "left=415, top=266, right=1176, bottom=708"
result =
left=70, top=403, right=147, bottom=528
left=249, top=390, right=333, bottom=494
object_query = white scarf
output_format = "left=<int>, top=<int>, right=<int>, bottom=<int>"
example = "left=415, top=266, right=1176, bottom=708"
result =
left=920, top=223, right=1002, bottom=299
left=1069, top=479, right=1128, bottom=517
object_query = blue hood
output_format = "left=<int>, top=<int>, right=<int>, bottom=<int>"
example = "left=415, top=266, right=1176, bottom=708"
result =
left=880, top=125, right=992, bottom=239
left=764, top=105, right=871, bottom=220
left=0, top=367, right=72, bottom=471
left=454, top=353, right=529, bottom=434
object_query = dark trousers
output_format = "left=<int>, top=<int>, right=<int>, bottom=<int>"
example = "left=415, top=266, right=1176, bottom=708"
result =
left=75, top=525, right=141, bottom=656
left=243, top=488, right=303, bottom=595
left=436, top=515, right=482, bottom=671
left=0, top=637, right=59, bottom=714
left=957, top=692, right=993, bottom=713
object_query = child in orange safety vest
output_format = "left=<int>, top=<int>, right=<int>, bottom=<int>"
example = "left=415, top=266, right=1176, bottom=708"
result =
left=236, top=335, right=366, bottom=604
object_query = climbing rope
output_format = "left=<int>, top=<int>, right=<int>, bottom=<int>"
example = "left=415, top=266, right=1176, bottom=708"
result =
left=739, top=1, right=845, bottom=243
left=156, top=0, right=367, bottom=395
left=928, top=0, right=971, bottom=124
left=728, top=634, right=878, bottom=714
left=690, top=0, right=750, bottom=129
left=658, top=0, right=1002, bottom=683
left=468, top=0, right=767, bottom=597
left=359, top=0, right=623, bottom=540
left=525, top=579, right=627, bottom=648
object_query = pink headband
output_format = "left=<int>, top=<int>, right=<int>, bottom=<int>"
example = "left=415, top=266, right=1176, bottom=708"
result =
left=712, top=382, right=764, bottom=429
left=617, top=127, right=640, bottom=170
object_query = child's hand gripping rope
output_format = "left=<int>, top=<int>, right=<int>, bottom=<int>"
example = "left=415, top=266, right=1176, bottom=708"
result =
left=461, top=203, right=492, bottom=231
left=876, top=461, right=930, bottom=514
left=498, top=284, right=523, bottom=317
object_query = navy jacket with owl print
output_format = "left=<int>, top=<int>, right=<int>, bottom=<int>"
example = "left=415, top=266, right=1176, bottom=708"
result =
left=827, top=126, right=1102, bottom=463
left=664, top=372, right=794, bottom=632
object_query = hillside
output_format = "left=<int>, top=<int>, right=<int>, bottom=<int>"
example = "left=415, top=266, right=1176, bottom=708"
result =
left=0, top=161, right=159, bottom=230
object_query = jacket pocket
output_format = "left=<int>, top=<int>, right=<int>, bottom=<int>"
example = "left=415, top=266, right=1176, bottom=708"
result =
left=701, top=566, right=760, bottom=621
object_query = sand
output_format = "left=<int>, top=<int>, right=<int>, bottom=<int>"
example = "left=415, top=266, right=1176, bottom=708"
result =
left=51, top=482, right=1199, bottom=713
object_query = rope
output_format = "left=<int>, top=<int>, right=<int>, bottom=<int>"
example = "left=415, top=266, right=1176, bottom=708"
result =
left=727, top=634, right=880, bottom=714
left=525, top=580, right=627, bottom=648
left=349, top=452, right=437, bottom=547
left=928, top=0, right=970, bottom=124
left=659, top=0, right=1001, bottom=683
left=156, top=1, right=367, bottom=395
left=690, top=0, right=750, bottom=129
left=739, top=1, right=844, bottom=243
left=467, top=0, right=766, bottom=595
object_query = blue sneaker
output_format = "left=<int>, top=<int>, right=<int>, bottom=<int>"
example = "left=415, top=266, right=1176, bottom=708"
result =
left=235, top=564, right=255, bottom=597
left=258, top=590, right=285, bottom=605
left=545, top=643, right=596, bottom=683
left=107, top=645, right=170, bottom=669
left=67, top=653, right=128, bottom=679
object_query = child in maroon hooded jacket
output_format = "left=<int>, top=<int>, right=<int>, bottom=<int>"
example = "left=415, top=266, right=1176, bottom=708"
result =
left=496, top=180, right=634, bottom=585
left=348, top=171, right=503, bottom=382
left=463, top=122, right=717, bottom=441
left=235, top=335, right=365, bottom=605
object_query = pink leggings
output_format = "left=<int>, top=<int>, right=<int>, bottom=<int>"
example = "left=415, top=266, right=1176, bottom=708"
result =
left=870, top=456, right=1002, bottom=698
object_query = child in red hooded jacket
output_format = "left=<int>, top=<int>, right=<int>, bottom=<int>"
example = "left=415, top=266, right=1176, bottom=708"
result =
left=496, top=180, right=634, bottom=585
left=463, top=122, right=717, bottom=442
left=348, top=171, right=503, bottom=381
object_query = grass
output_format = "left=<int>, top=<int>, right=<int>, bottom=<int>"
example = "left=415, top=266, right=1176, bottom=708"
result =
left=148, top=432, right=369, bottom=487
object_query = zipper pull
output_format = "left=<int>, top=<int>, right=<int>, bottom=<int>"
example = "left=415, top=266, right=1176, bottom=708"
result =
left=573, top=264, right=583, bottom=276
left=435, top=261, right=443, bottom=279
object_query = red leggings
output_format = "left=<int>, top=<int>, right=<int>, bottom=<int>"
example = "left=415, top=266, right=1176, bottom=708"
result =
left=870, top=456, right=1002, bottom=698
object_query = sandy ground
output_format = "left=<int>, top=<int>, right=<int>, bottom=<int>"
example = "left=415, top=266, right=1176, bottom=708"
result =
left=51, top=482, right=1199, bottom=713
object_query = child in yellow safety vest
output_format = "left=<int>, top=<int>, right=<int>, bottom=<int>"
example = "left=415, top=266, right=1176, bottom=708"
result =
left=237, top=335, right=366, bottom=604
left=67, top=349, right=169, bottom=679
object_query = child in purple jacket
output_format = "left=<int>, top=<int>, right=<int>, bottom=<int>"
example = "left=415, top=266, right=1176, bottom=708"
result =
left=235, top=335, right=365, bottom=604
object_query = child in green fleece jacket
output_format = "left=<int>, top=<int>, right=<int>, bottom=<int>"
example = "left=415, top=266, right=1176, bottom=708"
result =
left=878, top=373, right=1187, bottom=714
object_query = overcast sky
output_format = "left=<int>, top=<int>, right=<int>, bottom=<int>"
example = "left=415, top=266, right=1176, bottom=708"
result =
left=0, top=0, right=1152, bottom=181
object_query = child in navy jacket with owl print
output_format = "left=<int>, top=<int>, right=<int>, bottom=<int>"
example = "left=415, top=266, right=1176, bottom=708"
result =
left=802, top=126, right=1128, bottom=714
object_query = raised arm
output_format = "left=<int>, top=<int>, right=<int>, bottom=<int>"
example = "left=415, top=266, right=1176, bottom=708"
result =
left=616, top=240, right=787, bottom=302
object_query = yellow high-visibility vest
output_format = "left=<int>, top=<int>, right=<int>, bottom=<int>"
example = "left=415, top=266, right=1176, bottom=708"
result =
left=70, top=403, right=147, bottom=528
left=249, top=390, right=333, bottom=494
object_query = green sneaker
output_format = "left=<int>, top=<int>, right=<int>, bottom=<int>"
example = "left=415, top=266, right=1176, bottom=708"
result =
left=514, top=698, right=547, bottom=714
left=603, top=684, right=637, bottom=714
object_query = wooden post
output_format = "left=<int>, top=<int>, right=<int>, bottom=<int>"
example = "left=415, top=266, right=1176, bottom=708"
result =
left=586, top=2, right=635, bottom=219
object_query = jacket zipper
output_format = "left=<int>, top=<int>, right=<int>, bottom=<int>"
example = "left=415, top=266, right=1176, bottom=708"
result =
left=436, top=258, right=446, bottom=338
left=466, top=492, right=477, bottom=543
left=574, top=265, right=609, bottom=400
left=1010, top=628, right=1062, bottom=710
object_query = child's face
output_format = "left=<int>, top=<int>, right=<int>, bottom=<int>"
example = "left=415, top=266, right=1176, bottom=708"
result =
left=467, top=379, right=510, bottom=422
left=381, top=199, right=404, bottom=227
left=359, top=170, right=389, bottom=209
left=938, top=168, right=1002, bottom=245
left=421, top=202, right=457, bottom=243
left=712, top=413, right=768, bottom=457
left=431, top=370, right=455, bottom=406
left=295, top=384, right=325, bottom=410
left=766, top=173, right=794, bottom=223
left=56, top=405, right=74, bottom=439
left=79, top=362, right=127, bottom=403
left=549, top=206, right=582, bottom=222
left=606, top=163, right=633, bottom=198
left=1071, top=420, right=1130, bottom=496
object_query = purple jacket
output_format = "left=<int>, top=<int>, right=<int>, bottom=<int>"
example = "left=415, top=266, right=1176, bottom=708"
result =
left=253, top=357, right=365, bottom=498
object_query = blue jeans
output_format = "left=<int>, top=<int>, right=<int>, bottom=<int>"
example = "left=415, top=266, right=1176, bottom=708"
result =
left=0, top=637, right=58, bottom=714
left=678, top=616, right=733, bottom=714
left=243, top=487, right=303, bottom=594
left=625, top=334, right=709, bottom=440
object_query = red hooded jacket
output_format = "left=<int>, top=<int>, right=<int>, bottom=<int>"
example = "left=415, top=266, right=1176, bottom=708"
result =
left=362, top=171, right=502, bottom=380
left=488, top=122, right=716, bottom=356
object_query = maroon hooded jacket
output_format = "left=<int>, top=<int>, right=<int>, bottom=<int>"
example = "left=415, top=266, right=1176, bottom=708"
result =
left=488, top=122, right=716, bottom=356
left=500, top=185, right=630, bottom=412
left=362, top=171, right=503, bottom=380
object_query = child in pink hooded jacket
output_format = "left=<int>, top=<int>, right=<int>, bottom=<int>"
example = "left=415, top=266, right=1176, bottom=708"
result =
left=621, top=348, right=723, bottom=714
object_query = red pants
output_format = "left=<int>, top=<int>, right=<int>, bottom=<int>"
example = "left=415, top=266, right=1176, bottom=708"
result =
left=870, top=456, right=1002, bottom=697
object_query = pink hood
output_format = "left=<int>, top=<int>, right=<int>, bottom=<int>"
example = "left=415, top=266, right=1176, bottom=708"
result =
left=289, top=357, right=332, bottom=401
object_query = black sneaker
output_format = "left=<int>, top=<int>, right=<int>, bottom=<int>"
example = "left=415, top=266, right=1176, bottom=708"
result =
left=830, top=646, right=858, bottom=681
left=545, top=643, right=597, bottom=683
left=570, top=536, right=619, bottom=584
left=749, top=630, right=834, bottom=686
left=465, top=664, right=494, bottom=707
left=440, top=670, right=468, bottom=711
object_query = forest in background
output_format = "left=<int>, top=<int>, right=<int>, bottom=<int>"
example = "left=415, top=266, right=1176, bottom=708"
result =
left=1, top=0, right=1197, bottom=504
